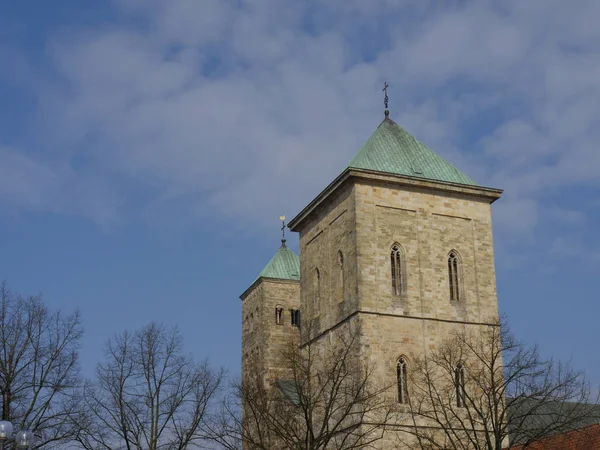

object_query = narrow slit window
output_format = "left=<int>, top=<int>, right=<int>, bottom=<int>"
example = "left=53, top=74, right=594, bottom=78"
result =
left=448, top=251, right=460, bottom=301
left=314, top=268, right=320, bottom=311
left=391, top=245, right=403, bottom=296
left=455, top=363, right=466, bottom=407
left=397, top=357, right=408, bottom=404
left=338, top=251, right=345, bottom=302
left=275, top=307, right=283, bottom=325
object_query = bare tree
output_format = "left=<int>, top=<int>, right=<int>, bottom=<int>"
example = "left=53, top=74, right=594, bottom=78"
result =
left=402, top=317, right=599, bottom=450
left=0, top=281, right=83, bottom=449
left=77, top=323, right=224, bottom=450
left=210, top=323, right=399, bottom=450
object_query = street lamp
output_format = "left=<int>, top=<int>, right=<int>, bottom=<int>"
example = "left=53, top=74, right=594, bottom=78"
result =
left=0, top=421, right=34, bottom=449
left=14, top=431, right=34, bottom=449
left=0, top=421, right=13, bottom=447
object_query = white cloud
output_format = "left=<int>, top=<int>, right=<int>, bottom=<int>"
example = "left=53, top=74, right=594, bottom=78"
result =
left=493, top=197, right=538, bottom=237
left=0, top=146, right=119, bottom=223
left=2, top=0, right=600, bottom=245
left=546, top=208, right=587, bottom=227
left=549, top=237, right=584, bottom=258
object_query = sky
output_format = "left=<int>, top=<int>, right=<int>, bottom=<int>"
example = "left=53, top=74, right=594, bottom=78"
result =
left=0, top=0, right=599, bottom=382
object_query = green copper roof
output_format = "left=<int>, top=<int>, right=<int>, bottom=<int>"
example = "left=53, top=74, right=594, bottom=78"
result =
left=254, top=242, right=300, bottom=283
left=348, top=117, right=478, bottom=186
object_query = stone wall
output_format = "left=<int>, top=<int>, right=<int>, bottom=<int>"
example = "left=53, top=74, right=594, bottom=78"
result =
left=354, top=179, right=499, bottom=323
left=241, top=279, right=300, bottom=382
left=243, top=167, right=502, bottom=449
left=290, top=174, right=501, bottom=449
left=353, top=179, right=500, bottom=388
left=297, top=182, right=358, bottom=343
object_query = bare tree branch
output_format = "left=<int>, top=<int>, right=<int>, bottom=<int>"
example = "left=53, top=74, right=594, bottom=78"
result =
left=0, top=282, right=84, bottom=449
left=77, top=323, right=224, bottom=450
left=209, top=322, right=399, bottom=450
left=400, top=316, right=600, bottom=450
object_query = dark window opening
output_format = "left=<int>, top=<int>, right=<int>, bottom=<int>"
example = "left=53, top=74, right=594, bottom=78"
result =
left=338, top=251, right=345, bottom=302
left=448, top=251, right=460, bottom=301
left=391, top=245, right=403, bottom=296
left=291, top=309, right=301, bottom=327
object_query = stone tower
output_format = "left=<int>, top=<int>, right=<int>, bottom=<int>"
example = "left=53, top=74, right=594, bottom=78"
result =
left=240, top=238, right=300, bottom=383
left=289, top=113, right=502, bottom=444
left=241, top=112, right=502, bottom=447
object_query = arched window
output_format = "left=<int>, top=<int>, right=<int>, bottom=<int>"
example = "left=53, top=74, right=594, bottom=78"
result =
left=397, top=357, right=408, bottom=404
left=291, top=309, right=301, bottom=327
left=275, top=306, right=283, bottom=325
left=448, top=251, right=460, bottom=301
left=338, top=251, right=345, bottom=302
left=249, top=313, right=254, bottom=332
left=455, top=363, right=466, bottom=407
left=391, top=244, right=404, bottom=296
left=314, top=268, right=320, bottom=311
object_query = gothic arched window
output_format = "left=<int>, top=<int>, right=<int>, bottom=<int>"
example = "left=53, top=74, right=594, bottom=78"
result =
left=448, top=250, right=460, bottom=302
left=314, top=268, right=321, bottom=311
left=338, top=251, right=345, bottom=302
left=391, top=244, right=404, bottom=296
left=397, top=357, right=408, bottom=404
left=455, top=362, right=466, bottom=407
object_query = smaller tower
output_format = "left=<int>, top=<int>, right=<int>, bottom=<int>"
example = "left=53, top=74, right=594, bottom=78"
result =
left=240, top=220, right=301, bottom=383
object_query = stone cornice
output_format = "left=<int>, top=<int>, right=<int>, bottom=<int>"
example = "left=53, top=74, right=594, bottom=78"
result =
left=239, top=277, right=300, bottom=301
left=300, top=309, right=501, bottom=348
left=288, top=168, right=503, bottom=233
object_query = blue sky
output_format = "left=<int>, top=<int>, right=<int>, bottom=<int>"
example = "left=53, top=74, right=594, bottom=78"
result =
left=1, top=0, right=599, bottom=381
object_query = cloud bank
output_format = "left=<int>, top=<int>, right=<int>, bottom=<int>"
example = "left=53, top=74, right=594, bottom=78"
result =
left=2, top=0, right=599, bottom=263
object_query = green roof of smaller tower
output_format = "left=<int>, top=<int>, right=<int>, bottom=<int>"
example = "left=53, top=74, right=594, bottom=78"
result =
left=254, top=241, right=300, bottom=282
left=348, top=117, right=478, bottom=186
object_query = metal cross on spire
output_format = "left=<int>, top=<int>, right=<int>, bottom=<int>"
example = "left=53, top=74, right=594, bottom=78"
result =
left=383, top=82, right=390, bottom=117
left=279, top=215, right=287, bottom=247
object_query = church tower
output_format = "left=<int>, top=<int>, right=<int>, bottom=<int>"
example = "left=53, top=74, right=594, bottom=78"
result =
left=241, top=103, right=502, bottom=447
left=287, top=110, right=502, bottom=445
left=240, top=237, right=300, bottom=383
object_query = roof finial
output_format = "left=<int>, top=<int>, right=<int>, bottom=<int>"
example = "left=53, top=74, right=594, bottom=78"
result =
left=279, top=215, right=287, bottom=247
left=383, top=81, right=390, bottom=118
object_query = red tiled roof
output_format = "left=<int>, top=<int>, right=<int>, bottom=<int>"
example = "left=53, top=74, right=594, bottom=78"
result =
left=509, top=424, right=600, bottom=450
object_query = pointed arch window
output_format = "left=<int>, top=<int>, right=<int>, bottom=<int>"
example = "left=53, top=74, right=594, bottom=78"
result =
left=314, top=268, right=321, bottom=311
left=455, top=362, right=466, bottom=407
left=338, top=251, right=345, bottom=302
left=397, top=357, right=408, bottom=404
left=391, top=244, right=405, bottom=296
left=448, top=251, right=460, bottom=302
